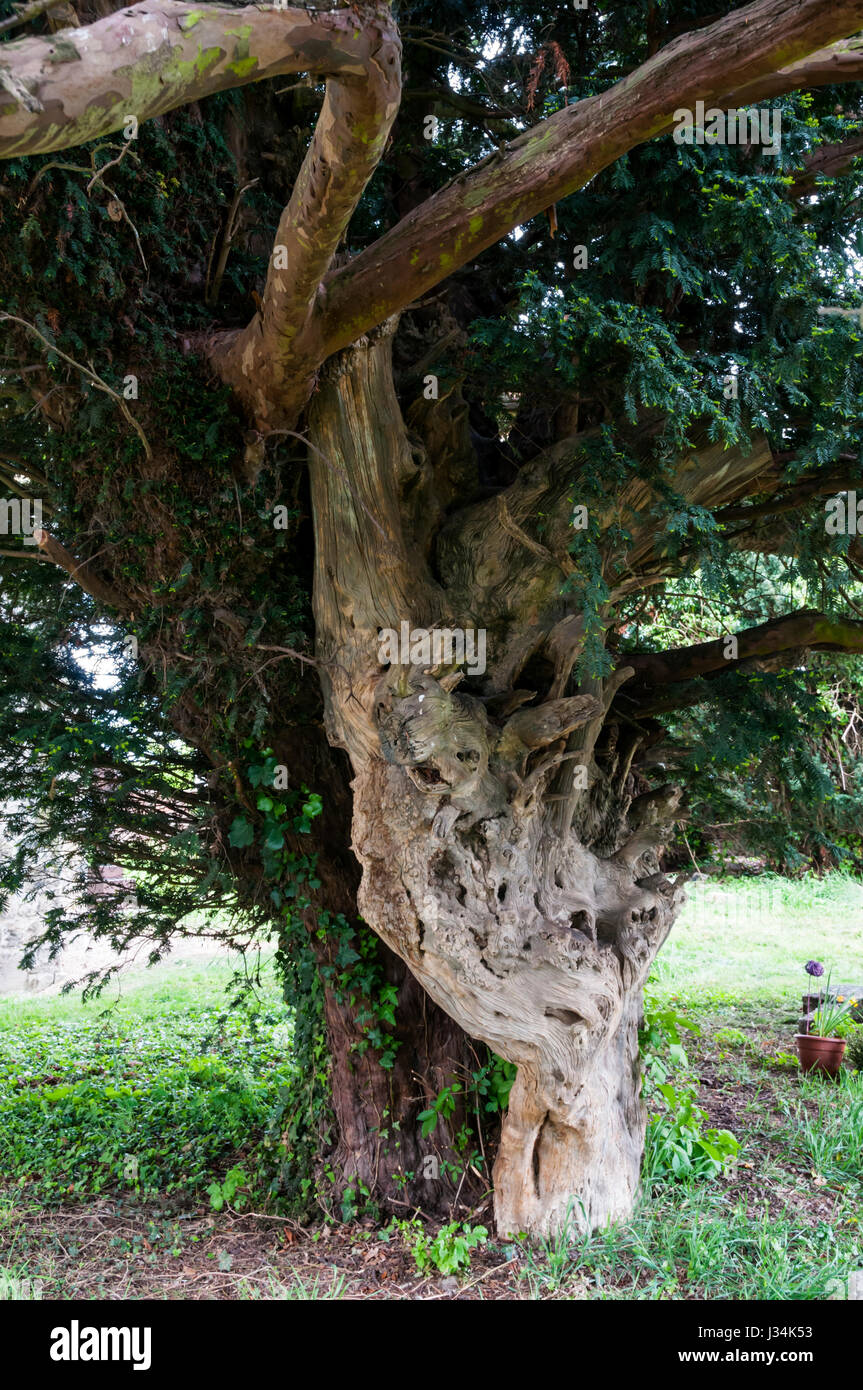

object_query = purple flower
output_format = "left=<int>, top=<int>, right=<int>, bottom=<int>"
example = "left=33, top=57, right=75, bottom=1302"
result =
left=805, top=960, right=825, bottom=977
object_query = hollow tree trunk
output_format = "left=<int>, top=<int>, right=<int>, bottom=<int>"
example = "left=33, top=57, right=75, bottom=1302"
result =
left=306, top=322, right=686, bottom=1239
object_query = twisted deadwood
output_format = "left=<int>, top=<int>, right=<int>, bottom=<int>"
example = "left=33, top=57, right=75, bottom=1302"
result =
left=306, top=327, right=691, bottom=1235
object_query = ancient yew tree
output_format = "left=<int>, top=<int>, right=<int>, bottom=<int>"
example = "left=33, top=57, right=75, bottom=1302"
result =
left=2, top=0, right=863, bottom=1237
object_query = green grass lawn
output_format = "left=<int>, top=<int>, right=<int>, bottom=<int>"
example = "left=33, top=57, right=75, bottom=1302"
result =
left=0, top=951, right=279, bottom=1028
left=655, top=871, right=863, bottom=1009
left=0, top=875, right=861, bottom=1299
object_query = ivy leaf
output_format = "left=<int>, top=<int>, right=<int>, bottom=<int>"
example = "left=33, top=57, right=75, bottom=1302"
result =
left=227, top=817, right=255, bottom=849
left=264, top=826, right=285, bottom=852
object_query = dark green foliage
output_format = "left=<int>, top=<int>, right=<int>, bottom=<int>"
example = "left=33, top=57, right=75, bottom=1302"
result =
left=3, top=0, right=862, bottom=903
left=0, top=995, right=296, bottom=1206
left=619, top=558, right=863, bottom=868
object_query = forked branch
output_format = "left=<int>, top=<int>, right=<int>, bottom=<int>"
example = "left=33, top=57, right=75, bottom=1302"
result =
left=1, top=0, right=862, bottom=433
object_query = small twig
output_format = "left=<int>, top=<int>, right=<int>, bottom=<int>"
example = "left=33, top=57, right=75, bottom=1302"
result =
left=449, top=1257, right=519, bottom=1298
left=0, top=461, right=55, bottom=511
left=206, top=179, right=259, bottom=307
left=92, top=190, right=148, bottom=273
left=26, top=145, right=146, bottom=270
left=85, top=142, right=133, bottom=196
left=0, top=313, right=151, bottom=458
left=239, top=644, right=364, bottom=716
left=24, top=158, right=91, bottom=202
left=273, top=80, right=318, bottom=96
left=253, top=643, right=321, bottom=669
left=832, top=733, right=848, bottom=792
left=24, top=383, right=61, bottom=419
left=233, top=1210, right=309, bottom=1232
left=25, top=141, right=128, bottom=202
left=680, top=825, right=701, bottom=874
left=232, top=650, right=315, bottom=704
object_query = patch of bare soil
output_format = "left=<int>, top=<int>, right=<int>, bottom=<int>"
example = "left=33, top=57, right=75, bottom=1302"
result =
left=0, top=1195, right=529, bottom=1300
left=691, top=1024, right=852, bottom=1228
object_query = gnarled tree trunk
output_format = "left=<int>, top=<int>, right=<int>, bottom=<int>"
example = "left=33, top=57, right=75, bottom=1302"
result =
left=307, top=323, right=686, bottom=1239
left=4, top=0, right=863, bottom=1249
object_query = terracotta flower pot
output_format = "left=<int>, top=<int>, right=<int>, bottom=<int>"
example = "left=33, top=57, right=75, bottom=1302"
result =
left=795, top=1033, right=846, bottom=1077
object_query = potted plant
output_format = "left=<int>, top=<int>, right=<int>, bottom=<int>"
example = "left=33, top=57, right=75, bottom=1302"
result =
left=795, top=960, right=858, bottom=1077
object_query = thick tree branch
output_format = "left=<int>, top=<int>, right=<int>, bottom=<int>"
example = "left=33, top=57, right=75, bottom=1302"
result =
left=0, top=0, right=69, bottom=38
left=34, top=528, right=130, bottom=612
left=438, top=430, right=776, bottom=661
left=715, top=468, right=859, bottom=524
left=788, top=132, right=863, bottom=195
left=434, top=433, right=863, bottom=695
left=0, top=1, right=401, bottom=429
left=0, top=2, right=396, bottom=157
left=619, top=609, right=863, bottom=714
left=717, top=459, right=863, bottom=560
left=208, top=8, right=400, bottom=423
left=316, top=0, right=863, bottom=388
left=724, top=33, right=863, bottom=106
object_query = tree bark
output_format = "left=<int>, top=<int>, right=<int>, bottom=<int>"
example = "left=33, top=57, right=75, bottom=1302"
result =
left=0, top=2, right=398, bottom=158
left=306, top=325, right=684, bottom=1238
left=275, top=722, right=491, bottom=1219
left=317, top=934, right=491, bottom=1220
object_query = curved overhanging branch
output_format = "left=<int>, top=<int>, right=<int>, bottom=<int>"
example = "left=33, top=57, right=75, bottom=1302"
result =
left=315, top=0, right=863, bottom=378
left=0, top=2, right=397, bottom=157
left=617, top=608, right=863, bottom=717
left=207, top=8, right=401, bottom=425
